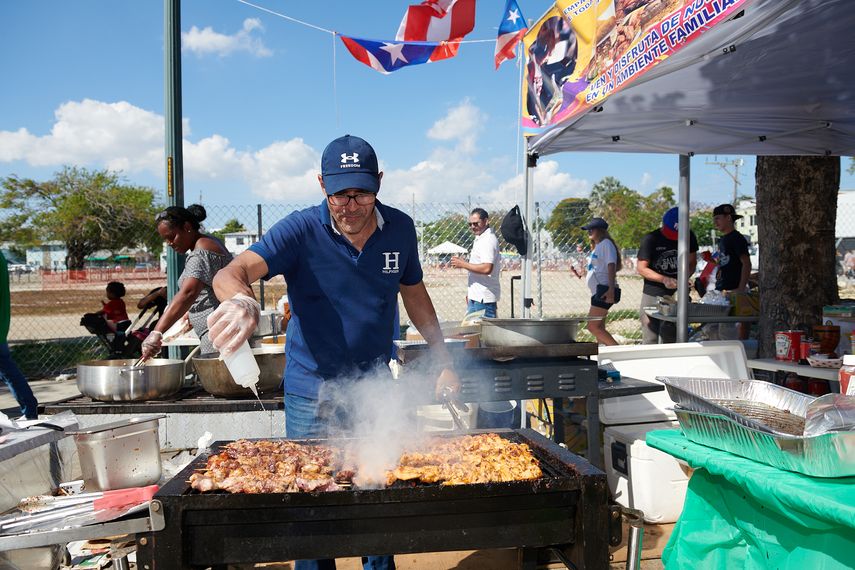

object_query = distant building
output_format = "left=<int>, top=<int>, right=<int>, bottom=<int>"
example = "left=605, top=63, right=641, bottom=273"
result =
left=25, top=241, right=67, bottom=270
left=223, top=231, right=259, bottom=255
left=836, top=190, right=855, bottom=256
left=735, top=200, right=757, bottom=245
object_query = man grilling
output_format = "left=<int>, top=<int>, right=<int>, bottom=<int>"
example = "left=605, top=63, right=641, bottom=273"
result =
left=208, top=134, right=459, bottom=570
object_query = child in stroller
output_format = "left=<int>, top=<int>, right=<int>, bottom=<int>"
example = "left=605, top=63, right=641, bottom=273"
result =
left=81, top=286, right=166, bottom=359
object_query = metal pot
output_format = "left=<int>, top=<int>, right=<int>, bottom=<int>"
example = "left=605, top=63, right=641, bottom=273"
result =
left=480, top=317, right=590, bottom=347
left=193, top=345, right=284, bottom=397
left=253, top=310, right=280, bottom=338
left=69, top=415, right=164, bottom=491
left=77, top=358, right=185, bottom=402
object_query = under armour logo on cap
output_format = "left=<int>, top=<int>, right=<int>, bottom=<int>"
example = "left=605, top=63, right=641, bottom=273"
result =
left=321, top=135, right=381, bottom=196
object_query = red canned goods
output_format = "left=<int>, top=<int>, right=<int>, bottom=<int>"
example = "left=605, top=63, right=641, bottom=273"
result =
left=799, top=338, right=812, bottom=361
left=775, top=330, right=802, bottom=361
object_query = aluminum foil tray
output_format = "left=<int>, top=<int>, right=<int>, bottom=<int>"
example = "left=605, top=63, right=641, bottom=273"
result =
left=674, top=407, right=855, bottom=478
left=658, top=377, right=813, bottom=435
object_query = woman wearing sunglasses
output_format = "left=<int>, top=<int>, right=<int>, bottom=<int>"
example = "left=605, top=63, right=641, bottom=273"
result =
left=578, top=217, right=621, bottom=345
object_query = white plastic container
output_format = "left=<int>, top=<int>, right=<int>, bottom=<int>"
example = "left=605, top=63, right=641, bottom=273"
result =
left=603, top=421, right=690, bottom=523
left=222, top=341, right=260, bottom=395
left=597, top=341, right=751, bottom=424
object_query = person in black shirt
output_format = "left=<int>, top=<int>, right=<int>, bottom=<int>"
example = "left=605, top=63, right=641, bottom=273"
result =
left=637, top=207, right=698, bottom=344
left=713, top=204, right=752, bottom=340
left=713, top=204, right=751, bottom=292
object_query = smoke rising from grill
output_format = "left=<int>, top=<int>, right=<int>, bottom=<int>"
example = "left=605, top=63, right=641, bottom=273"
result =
left=314, top=362, right=436, bottom=489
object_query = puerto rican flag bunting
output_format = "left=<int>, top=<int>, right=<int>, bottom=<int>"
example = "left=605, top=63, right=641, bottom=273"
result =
left=396, top=0, right=476, bottom=61
left=340, top=36, right=451, bottom=74
left=495, top=0, right=526, bottom=69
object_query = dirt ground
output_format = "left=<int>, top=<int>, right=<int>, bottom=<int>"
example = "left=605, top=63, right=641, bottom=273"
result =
left=7, top=270, right=646, bottom=342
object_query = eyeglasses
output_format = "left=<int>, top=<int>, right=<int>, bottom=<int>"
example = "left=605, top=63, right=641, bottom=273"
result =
left=328, top=193, right=376, bottom=207
left=468, top=221, right=482, bottom=227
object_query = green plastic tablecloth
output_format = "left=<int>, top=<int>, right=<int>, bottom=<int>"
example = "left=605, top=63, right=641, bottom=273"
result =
left=646, top=429, right=855, bottom=570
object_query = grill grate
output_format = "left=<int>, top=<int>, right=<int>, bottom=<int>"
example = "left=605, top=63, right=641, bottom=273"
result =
left=180, top=431, right=573, bottom=496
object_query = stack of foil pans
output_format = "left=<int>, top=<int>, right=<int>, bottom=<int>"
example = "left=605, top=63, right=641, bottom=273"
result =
left=658, top=377, right=855, bottom=478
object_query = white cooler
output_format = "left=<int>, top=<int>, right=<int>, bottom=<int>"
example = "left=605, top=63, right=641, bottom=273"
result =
left=595, top=342, right=752, bottom=523
left=604, top=421, right=689, bottom=523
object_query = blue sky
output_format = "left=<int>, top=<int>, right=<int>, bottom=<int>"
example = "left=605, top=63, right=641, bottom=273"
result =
left=1, top=0, right=852, bottom=209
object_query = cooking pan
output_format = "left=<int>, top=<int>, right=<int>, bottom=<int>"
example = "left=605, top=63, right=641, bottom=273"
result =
left=76, top=349, right=195, bottom=402
left=480, top=317, right=598, bottom=347
left=193, top=345, right=284, bottom=397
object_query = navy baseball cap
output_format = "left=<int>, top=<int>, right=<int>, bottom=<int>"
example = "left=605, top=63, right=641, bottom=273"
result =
left=581, top=217, right=609, bottom=230
left=320, top=135, right=381, bottom=195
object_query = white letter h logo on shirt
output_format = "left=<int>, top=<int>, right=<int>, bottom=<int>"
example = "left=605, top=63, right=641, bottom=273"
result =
left=382, top=252, right=400, bottom=272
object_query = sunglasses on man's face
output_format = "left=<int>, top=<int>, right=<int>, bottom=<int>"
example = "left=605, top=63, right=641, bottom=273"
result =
left=468, top=221, right=482, bottom=227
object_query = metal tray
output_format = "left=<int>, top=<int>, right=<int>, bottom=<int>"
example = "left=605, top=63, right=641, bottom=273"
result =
left=658, top=377, right=813, bottom=435
left=674, top=407, right=855, bottom=478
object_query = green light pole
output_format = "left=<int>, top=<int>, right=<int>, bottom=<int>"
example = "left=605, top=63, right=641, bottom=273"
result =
left=164, top=0, right=185, bottom=359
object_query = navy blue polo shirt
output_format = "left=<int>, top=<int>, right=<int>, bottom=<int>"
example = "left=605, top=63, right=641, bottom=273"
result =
left=249, top=200, right=423, bottom=399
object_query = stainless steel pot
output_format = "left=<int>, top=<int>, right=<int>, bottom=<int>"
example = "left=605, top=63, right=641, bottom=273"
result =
left=76, top=358, right=185, bottom=402
left=193, top=345, right=284, bottom=397
left=480, top=317, right=591, bottom=347
left=69, top=415, right=164, bottom=491
left=253, top=310, right=280, bottom=337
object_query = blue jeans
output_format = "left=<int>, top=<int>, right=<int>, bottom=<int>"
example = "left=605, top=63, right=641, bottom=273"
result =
left=285, top=393, right=396, bottom=570
left=0, top=343, right=37, bottom=419
left=467, top=299, right=497, bottom=318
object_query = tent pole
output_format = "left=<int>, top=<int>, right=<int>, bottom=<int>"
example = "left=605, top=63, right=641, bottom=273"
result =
left=522, top=153, right=537, bottom=318
left=677, top=154, right=691, bottom=342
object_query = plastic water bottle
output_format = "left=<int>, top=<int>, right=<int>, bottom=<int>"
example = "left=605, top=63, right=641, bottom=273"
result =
left=222, top=341, right=260, bottom=397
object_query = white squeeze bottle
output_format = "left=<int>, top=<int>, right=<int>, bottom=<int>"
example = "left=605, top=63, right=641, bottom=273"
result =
left=222, top=341, right=260, bottom=397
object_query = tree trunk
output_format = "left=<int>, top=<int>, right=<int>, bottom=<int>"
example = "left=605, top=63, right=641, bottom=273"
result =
left=756, top=156, right=840, bottom=358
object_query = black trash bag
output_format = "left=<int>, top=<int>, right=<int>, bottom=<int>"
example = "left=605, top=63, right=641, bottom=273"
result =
left=500, top=205, right=527, bottom=256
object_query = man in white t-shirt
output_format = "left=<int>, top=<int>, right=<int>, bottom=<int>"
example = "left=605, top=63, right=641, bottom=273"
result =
left=451, top=208, right=501, bottom=318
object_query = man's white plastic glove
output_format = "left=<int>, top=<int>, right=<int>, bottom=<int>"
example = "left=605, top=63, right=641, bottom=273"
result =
left=141, top=330, right=163, bottom=361
left=206, top=293, right=261, bottom=356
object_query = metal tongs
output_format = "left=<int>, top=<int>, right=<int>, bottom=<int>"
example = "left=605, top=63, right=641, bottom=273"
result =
left=440, top=386, right=470, bottom=431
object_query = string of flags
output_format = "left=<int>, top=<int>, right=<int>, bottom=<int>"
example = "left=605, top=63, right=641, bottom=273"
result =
left=342, top=0, right=526, bottom=74
left=240, top=0, right=527, bottom=75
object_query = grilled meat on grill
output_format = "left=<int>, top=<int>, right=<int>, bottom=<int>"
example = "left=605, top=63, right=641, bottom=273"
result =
left=190, top=440, right=344, bottom=494
left=190, top=434, right=542, bottom=493
left=387, top=433, right=542, bottom=486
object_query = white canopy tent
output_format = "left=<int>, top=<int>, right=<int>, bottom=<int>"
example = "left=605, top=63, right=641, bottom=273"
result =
left=520, top=0, right=855, bottom=339
left=427, top=241, right=468, bottom=255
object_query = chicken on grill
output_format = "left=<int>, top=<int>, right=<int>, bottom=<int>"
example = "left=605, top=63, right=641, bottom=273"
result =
left=190, top=434, right=542, bottom=493
left=189, top=439, right=344, bottom=494
left=386, top=433, right=542, bottom=486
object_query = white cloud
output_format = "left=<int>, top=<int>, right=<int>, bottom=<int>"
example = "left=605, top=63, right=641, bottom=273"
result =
left=0, top=99, right=163, bottom=172
left=182, top=18, right=272, bottom=58
left=426, top=98, right=485, bottom=153
left=483, top=160, right=589, bottom=204
left=0, top=98, right=588, bottom=207
left=640, top=171, right=652, bottom=188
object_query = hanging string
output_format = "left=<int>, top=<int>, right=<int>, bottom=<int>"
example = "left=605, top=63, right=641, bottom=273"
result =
left=236, top=0, right=496, bottom=43
left=332, top=33, right=340, bottom=130
left=235, top=0, right=336, bottom=35
left=515, top=42, right=524, bottom=179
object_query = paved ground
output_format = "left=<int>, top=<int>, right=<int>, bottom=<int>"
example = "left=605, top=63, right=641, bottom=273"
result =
left=0, top=376, right=81, bottom=417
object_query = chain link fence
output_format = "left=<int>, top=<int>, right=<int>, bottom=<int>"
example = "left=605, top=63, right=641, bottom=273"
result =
left=4, top=198, right=777, bottom=378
